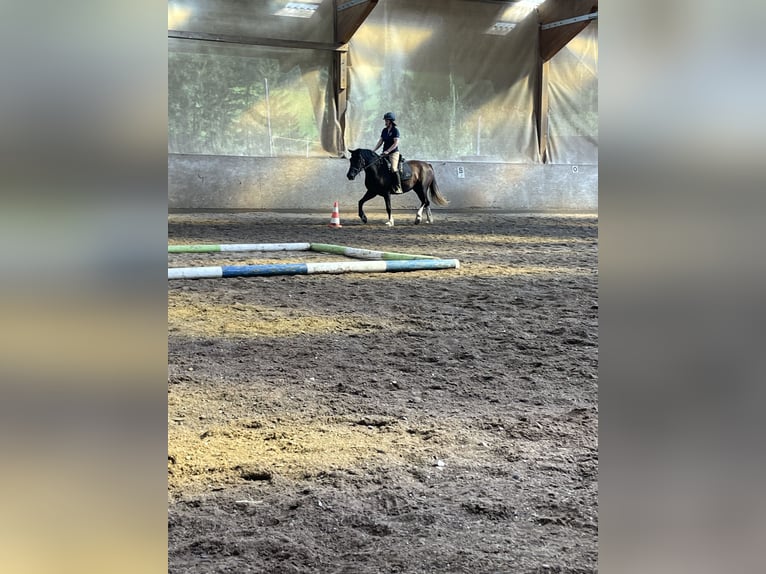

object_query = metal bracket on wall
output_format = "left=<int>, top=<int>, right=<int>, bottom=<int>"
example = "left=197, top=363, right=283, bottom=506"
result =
left=338, top=0, right=368, bottom=11
left=540, top=12, right=598, bottom=30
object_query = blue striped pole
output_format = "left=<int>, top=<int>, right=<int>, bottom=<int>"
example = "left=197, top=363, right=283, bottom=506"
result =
left=168, top=259, right=460, bottom=279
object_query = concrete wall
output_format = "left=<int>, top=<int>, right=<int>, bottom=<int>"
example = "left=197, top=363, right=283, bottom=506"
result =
left=169, top=154, right=597, bottom=211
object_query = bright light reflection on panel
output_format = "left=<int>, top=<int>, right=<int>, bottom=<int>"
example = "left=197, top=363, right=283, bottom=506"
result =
left=347, top=23, right=435, bottom=96
left=353, top=23, right=435, bottom=55
left=513, top=0, right=545, bottom=8
left=234, top=72, right=324, bottom=159
left=565, top=32, right=598, bottom=60
left=167, top=2, right=192, bottom=29
left=500, top=3, right=538, bottom=23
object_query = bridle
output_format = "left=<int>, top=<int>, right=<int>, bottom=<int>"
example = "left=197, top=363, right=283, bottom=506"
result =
left=348, top=151, right=386, bottom=179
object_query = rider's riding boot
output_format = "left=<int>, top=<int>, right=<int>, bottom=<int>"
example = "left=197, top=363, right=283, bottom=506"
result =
left=392, top=172, right=403, bottom=194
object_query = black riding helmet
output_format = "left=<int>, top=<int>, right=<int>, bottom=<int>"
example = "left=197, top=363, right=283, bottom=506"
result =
left=383, top=111, right=396, bottom=123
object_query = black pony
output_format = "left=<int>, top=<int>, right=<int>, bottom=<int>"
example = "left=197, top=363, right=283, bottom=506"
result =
left=346, top=149, right=449, bottom=226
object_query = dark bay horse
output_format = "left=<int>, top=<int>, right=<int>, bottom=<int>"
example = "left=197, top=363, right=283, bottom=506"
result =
left=345, top=148, right=449, bottom=226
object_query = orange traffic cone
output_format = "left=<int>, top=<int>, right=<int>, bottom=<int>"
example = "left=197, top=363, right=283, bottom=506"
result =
left=328, top=201, right=342, bottom=228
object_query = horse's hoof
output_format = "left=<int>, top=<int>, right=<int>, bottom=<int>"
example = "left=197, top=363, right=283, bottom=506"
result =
left=414, top=218, right=421, bottom=225
left=385, top=221, right=394, bottom=227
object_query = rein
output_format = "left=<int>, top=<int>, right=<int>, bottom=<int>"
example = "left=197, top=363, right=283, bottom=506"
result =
left=367, top=154, right=387, bottom=168
left=353, top=152, right=386, bottom=176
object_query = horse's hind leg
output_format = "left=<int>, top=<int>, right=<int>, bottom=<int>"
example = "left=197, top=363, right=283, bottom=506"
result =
left=425, top=177, right=435, bottom=223
left=383, top=193, right=394, bottom=226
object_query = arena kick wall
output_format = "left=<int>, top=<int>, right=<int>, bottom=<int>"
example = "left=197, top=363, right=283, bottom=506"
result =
left=168, top=155, right=597, bottom=212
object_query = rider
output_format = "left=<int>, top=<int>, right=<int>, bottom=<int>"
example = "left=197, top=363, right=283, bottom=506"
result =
left=372, top=112, right=402, bottom=194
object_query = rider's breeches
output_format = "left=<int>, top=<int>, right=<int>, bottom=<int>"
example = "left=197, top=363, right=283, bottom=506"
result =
left=389, top=152, right=400, bottom=172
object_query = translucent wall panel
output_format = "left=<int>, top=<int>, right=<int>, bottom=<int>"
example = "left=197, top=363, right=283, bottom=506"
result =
left=547, top=21, right=598, bottom=164
left=168, top=0, right=334, bottom=44
left=168, top=39, right=339, bottom=157
left=346, top=0, right=540, bottom=163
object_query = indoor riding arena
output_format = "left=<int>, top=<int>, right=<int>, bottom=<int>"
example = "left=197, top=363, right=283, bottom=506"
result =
left=168, top=1, right=598, bottom=572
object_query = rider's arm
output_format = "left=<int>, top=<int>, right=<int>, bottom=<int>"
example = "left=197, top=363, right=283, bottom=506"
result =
left=384, top=138, right=399, bottom=154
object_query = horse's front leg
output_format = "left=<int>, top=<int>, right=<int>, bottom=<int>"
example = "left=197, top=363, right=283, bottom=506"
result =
left=414, top=186, right=427, bottom=224
left=383, top=192, right=394, bottom=226
left=358, top=189, right=376, bottom=224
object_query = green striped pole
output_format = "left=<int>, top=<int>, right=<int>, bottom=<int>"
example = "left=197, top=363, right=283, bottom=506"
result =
left=309, top=243, right=437, bottom=260
left=168, top=243, right=311, bottom=253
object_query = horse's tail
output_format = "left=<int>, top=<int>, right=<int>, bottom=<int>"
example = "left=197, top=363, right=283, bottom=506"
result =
left=427, top=163, right=449, bottom=206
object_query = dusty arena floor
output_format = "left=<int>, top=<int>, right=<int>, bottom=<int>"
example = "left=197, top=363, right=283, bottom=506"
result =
left=168, top=209, right=598, bottom=573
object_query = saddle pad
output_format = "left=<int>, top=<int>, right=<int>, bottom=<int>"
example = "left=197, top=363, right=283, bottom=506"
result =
left=400, top=160, right=413, bottom=181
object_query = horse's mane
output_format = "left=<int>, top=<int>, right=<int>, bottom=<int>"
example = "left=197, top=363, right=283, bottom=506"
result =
left=357, top=148, right=379, bottom=163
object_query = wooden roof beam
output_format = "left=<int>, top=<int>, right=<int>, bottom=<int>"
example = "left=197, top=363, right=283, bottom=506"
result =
left=538, top=0, right=598, bottom=62
left=335, top=0, right=379, bottom=45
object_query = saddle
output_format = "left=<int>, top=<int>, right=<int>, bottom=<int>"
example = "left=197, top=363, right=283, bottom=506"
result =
left=385, top=155, right=412, bottom=181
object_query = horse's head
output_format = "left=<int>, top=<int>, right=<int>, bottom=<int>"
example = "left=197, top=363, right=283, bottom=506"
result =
left=346, top=148, right=365, bottom=180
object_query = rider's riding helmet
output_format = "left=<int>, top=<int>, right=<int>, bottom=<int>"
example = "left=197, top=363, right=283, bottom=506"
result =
left=383, top=112, right=396, bottom=122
